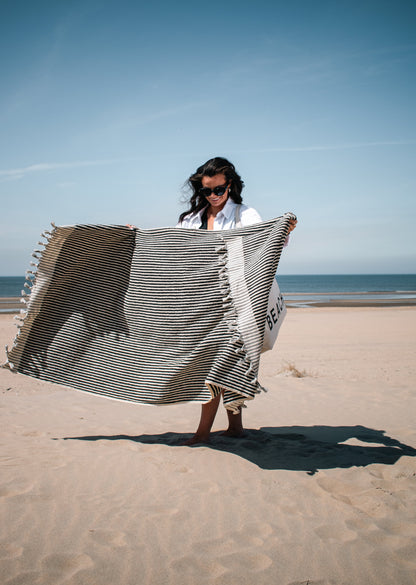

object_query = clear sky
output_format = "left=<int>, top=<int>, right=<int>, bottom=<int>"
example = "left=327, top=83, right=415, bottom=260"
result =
left=1, top=0, right=415, bottom=275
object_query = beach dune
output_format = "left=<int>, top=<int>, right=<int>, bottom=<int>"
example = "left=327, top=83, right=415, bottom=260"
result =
left=1, top=307, right=416, bottom=585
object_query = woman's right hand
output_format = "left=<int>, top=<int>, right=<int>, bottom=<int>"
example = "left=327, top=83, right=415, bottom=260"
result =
left=126, top=224, right=137, bottom=230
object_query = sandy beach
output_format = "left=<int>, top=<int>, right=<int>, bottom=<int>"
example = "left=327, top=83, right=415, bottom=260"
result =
left=1, top=306, right=416, bottom=585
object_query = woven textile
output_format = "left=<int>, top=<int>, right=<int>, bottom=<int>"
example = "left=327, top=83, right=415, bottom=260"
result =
left=6, top=214, right=295, bottom=412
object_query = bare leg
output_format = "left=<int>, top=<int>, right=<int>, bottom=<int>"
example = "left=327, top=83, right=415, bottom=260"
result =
left=183, top=393, right=221, bottom=445
left=222, top=407, right=244, bottom=437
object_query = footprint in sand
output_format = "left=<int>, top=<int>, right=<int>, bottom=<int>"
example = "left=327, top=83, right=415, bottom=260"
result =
left=22, top=431, right=44, bottom=437
left=218, top=551, right=273, bottom=572
left=188, top=479, right=220, bottom=494
left=0, top=543, right=23, bottom=559
left=314, top=523, right=356, bottom=542
left=5, top=570, right=41, bottom=585
left=394, top=543, right=416, bottom=565
left=287, top=581, right=327, bottom=585
left=240, top=521, right=274, bottom=540
left=0, top=483, right=34, bottom=498
left=171, top=555, right=225, bottom=579
left=316, top=476, right=360, bottom=504
left=41, top=553, right=94, bottom=579
left=88, top=529, right=127, bottom=547
left=376, top=518, right=416, bottom=537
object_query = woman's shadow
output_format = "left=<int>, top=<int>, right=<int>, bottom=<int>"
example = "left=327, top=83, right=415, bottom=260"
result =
left=62, top=425, right=416, bottom=474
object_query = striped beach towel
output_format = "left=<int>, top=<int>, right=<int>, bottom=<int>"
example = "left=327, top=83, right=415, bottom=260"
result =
left=5, top=213, right=295, bottom=412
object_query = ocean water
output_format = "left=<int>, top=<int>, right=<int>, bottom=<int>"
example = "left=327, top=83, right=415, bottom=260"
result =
left=275, top=274, right=416, bottom=306
left=276, top=274, right=416, bottom=294
left=1, top=274, right=415, bottom=298
left=0, top=276, right=26, bottom=297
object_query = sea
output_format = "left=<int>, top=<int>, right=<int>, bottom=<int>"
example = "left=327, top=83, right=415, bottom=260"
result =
left=1, top=274, right=415, bottom=311
left=275, top=274, right=416, bottom=306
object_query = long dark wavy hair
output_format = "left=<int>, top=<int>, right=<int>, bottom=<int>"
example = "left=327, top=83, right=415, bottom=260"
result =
left=179, top=157, right=244, bottom=223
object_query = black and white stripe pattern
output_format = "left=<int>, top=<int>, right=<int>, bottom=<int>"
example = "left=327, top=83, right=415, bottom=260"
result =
left=5, top=214, right=296, bottom=412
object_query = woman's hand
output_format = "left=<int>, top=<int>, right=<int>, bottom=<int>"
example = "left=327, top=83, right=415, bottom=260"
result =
left=288, top=219, right=297, bottom=233
left=126, top=224, right=137, bottom=230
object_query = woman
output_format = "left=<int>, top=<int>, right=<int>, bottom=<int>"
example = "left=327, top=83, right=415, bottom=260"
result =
left=177, top=157, right=297, bottom=444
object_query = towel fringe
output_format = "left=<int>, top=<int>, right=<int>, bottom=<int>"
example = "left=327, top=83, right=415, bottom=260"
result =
left=8, top=224, right=54, bottom=348
left=214, top=244, right=227, bottom=254
left=215, top=236, right=263, bottom=403
left=3, top=346, right=15, bottom=370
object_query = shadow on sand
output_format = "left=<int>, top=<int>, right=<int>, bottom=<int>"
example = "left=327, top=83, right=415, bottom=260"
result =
left=61, top=425, right=416, bottom=474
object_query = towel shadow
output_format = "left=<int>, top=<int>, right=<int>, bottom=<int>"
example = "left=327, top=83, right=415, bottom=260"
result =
left=61, top=425, right=416, bottom=474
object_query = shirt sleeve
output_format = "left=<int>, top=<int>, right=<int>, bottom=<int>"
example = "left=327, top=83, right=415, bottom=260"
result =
left=240, top=206, right=262, bottom=226
left=241, top=206, right=290, bottom=246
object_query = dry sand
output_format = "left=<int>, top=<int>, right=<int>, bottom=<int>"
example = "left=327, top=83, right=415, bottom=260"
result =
left=1, top=307, right=415, bottom=585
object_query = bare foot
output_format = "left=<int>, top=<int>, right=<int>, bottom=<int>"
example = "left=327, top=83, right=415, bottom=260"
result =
left=181, top=434, right=210, bottom=446
left=220, top=429, right=245, bottom=438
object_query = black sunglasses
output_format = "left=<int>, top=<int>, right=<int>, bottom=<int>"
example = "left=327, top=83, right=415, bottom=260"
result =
left=199, top=183, right=229, bottom=198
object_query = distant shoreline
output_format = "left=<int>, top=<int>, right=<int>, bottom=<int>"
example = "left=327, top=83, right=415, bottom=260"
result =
left=283, top=290, right=416, bottom=308
left=1, top=294, right=415, bottom=313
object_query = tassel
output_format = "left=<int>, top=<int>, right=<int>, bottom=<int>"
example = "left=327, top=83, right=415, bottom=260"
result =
left=4, top=347, right=15, bottom=370
left=215, top=244, right=227, bottom=253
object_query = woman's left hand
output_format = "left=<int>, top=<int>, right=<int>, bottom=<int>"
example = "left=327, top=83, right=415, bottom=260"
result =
left=288, top=219, right=297, bottom=233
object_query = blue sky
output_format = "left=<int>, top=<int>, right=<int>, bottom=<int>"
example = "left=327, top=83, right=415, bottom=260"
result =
left=1, top=0, right=415, bottom=275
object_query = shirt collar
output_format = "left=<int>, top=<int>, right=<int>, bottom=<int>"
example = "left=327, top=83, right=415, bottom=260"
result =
left=217, top=197, right=237, bottom=219
left=194, top=198, right=236, bottom=222
left=195, top=205, right=208, bottom=221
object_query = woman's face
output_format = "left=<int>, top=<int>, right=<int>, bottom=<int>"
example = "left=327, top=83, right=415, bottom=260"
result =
left=201, top=173, right=230, bottom=212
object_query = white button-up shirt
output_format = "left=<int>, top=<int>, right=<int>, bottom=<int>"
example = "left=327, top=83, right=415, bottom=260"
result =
left=176, top=198, right=262, bottom=230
